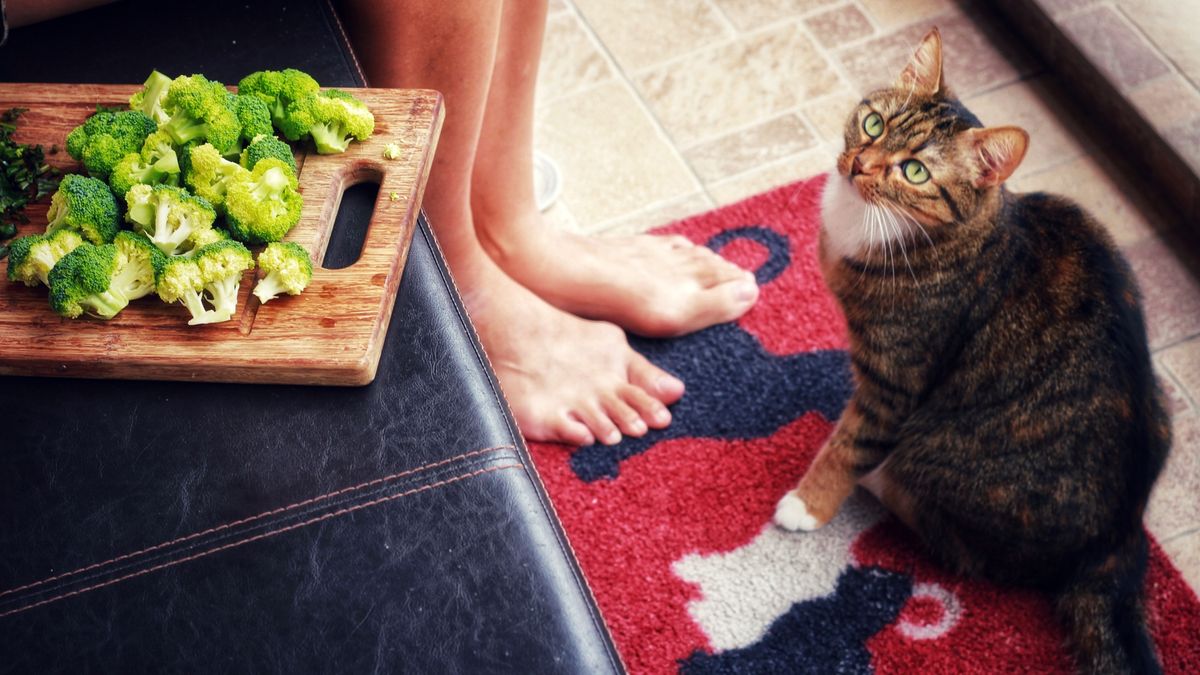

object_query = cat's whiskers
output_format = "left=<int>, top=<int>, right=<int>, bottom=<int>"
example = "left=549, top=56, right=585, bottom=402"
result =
left=882, top=202, right=919, bottom=284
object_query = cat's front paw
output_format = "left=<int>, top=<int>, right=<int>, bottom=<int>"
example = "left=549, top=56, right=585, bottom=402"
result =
left=774, top=492, right=823, bottom=531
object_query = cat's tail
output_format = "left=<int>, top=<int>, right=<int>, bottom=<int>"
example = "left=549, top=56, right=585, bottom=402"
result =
left=1054, top=530, right=1161, bottom=675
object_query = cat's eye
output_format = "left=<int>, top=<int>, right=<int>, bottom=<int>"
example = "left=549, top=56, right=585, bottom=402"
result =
left=902, top=159, right=930, bottom=184
left=862, top=112, right=884, bottom=139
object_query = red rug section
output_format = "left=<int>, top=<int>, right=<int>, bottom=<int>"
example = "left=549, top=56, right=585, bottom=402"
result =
left=527, top=176, right=1200, bottom=674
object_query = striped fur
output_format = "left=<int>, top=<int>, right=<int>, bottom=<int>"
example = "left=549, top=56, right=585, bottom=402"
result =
left=777, top=28, right=1170, bottom=674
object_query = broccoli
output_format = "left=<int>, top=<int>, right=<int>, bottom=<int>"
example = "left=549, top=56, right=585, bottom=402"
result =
left=230, top=94, right=273, bottom=148
left=239, top=134, right=296, bottom=172
left=224, top=158, right=303, bottom=244
left=160, top=75, right=241, bottom=153
left=183, top=142, right=250, bottom=214
left=109, top=130, right=182, bottom=196
left=155, top=240, right=253, bottom=325
left=237, top=69, right=320, bottom=133
left=183, top=225, right=229, bottom=255
left=253, top=241, right=312, bottom=304
left=65, top=109, right=157, bottom=180
left=382, top=142, right=402, bottom=160
left=112, top=230, right=165, bottom=301
left=48, top=238, right=159, bottom=319
left=45, top=174, right=120, bottom=244
left=129, top=70, right=173, bottom=125
left=125, top=184, right=216, bottom=256
left=6, top=229, right=85, bottom=286
left=287, top=89, right=375, bottom=154
left=195, top=239, right=254, bottom=320
left=154, top=256, right=212, bottom=324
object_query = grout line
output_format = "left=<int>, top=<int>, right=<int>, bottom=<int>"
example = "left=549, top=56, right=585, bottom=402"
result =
left=703, top=0, right=739, bottom=36
left=558, top=0, right=712, bottom=210
left=705, top=144, right=835, bottom=198
left=1153, top=353, right=1198, bottom=414
left=1160, top=525, right=1200, bottom=547
left=588, top=191, right=716, bottom=235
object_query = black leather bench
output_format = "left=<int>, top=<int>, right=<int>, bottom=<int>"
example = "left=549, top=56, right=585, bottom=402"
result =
left=0, top=2, right=622, bottom=672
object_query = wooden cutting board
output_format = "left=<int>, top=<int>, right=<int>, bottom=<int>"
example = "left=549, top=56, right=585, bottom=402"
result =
left=0, top=84, right=443, bottom=386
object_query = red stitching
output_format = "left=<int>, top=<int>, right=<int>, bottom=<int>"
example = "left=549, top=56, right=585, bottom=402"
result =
left=0, top=445, right=514, bottom=600
left=0, top=464, right=525, bottom=619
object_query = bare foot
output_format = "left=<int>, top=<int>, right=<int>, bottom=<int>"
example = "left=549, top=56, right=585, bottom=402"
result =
left=456, top=256, right=685, bottom=447
left=479, top=215, right=760, bottom=338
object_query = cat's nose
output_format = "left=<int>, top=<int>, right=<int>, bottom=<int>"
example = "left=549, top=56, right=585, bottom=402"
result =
left=851, top=155, right=867, bottom=176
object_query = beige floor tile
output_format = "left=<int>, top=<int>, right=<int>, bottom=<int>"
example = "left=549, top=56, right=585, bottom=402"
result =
left=1147, top=410, right=1200, bottom=542
left=801, top=89, right=861, bottom=145
left=536, top=81, right=697, bottom=228
left=858, top=0, right=957, bottom=29
left=635, top=24, right=841, bottom=147
left=1115, top=0, right=1200, bottom=90
left=537, top=11, right=614, bottom=107
left=1129, top=74, right=1200, bottom=135
left=1155, top=357, right=1196, bottom=418
left=1162, top=531, right=1200, bottom=594
left=836, top=12, right=1037, bottom=98
left=964, top=76, right=1094, bottom=179
left=570, top=0, right=731, bottom=73
left=708, top=145, right=834, bottom=206
left=710, top=0, right=838, bottom=32
left=548, top=0, right=568, bottom=14
left=803, top=3, right=876, bottom=49
left=594, top=192, right=716, bottom=235
left=1060, top=5, right=1170, bottom=91
left=683, top=113, right=817, bottom=184
left=1008, top=155, right=1156, bottom=247
left=542, top=200, right=582, bottom=234
left=1159, top=336, right=1200, bottom=411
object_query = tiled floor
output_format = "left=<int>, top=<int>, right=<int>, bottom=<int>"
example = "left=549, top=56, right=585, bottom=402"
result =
left=533, top=0, right=1200, bottom=588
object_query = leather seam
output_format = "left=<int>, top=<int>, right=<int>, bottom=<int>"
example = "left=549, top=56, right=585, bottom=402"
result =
left=323, top=0, right=369, bottom=87
left=0, top=463, right=526, bottom=620
left=0, top=445, right=514, bottom=602
left=417, top=220, right=626, bottom=673
left=1, top=453, right=519, bottom=608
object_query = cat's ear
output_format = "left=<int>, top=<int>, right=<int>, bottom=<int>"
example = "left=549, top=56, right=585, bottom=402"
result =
left=966, top=126, right=1029, bottom=187
left=896, top=27, right=943, bottom=96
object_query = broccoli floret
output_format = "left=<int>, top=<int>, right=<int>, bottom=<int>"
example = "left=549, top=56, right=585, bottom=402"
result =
left=183, top=143, right=250, bottom=214
left=224, top=158, right=303, bottom=244
left=231, top=94, right=273, bottom=147
left=47, top=240, right=155, bottom=319
left=382, top=142, right=402, bottom=160
left=154, top=255, right=214, bottom=324
left=111, top=230, right=163, bottom=301
left=287, top=89, right=375, bottom=154
left=6, top=229, right=85, bottom=287
left=239, top=134, right=296, bottom=172
left=46, top=174, right=120, bottom=244
left=183, top=226, right=229, bottom=255
left=160, top=75, right=241, bottom=153
left=109, top=130, right=182, bottom=196
left=237, top=69, right=320, bottom=134
left=195, top=239, right=254, bottom=320
left=130, top=70, right=173, bottom=125
left=253, top=241, right=312, bottom=304
left=65, top=110, right=158, bottom=180
left=125, top=184, right=216, bottom=256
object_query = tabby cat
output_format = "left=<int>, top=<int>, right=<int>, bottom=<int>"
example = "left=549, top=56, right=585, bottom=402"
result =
left=773, top=28, right=1171, bottom=674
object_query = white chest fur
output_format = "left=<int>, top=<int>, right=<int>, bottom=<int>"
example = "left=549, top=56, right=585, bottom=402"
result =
left=820, top=172, right=871, bottom=261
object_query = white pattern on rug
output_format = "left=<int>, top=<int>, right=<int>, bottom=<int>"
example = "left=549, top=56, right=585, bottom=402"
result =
left=673, top=493, right=885, bottom=651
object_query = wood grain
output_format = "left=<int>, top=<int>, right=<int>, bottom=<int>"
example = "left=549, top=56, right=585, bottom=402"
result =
left=0, top=83, right=444, bottom=386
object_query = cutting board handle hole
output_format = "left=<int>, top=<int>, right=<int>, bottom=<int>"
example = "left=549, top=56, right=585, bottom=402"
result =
left=322, top=179, right=380, bottom=270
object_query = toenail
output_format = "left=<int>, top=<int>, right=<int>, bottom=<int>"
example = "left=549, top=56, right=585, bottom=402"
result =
left=654, top=408, right=671, bottom=424
left=736, top=281, right=758, bottom=302
left=657, top=375, right=683, bottom=395
left=630, top=419, right=647, bottom=434
left=604, top=429, right=622, bottom=445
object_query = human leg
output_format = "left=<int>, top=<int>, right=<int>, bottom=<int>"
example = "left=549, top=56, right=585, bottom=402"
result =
left=337, top=0, right=683, bottom=446
left=469, top=0, right=760, bottom=338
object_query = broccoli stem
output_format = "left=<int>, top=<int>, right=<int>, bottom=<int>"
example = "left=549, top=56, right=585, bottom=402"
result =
left=252, top=273, right=285, bottom=304
left=30, top=248, right=59, bottom=285
left=163, top=116, right=209, bottom=146
left=181, top=289, right=227, bottom=325
left=204, top=275, right=241, bottom=317
left=82, top=288, right=130, bottom=319
left=112, top=261, right=154, bottom=301
left=309, top=122, right=350, bottom=154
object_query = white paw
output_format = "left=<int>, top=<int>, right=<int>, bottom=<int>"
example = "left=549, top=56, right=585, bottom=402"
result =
left=773, top=493, right=821, bottom=532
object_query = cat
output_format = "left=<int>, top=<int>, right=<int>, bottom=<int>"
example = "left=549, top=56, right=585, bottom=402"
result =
left=773, top=28, right=1171, bottom=675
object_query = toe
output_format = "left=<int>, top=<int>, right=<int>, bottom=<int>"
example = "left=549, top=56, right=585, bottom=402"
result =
left=664, top=234, right=694, bottom=249
left=628, top=353, right=685, bottom=405
left=574, top=403, right=623, bottom=446
left=685, top=275, right=759, bottom=328
left=620, top=384, right=671, bottom=429
left=552, top=414, right=596, bottom=447
left=602, top=393, right=648, bottom=437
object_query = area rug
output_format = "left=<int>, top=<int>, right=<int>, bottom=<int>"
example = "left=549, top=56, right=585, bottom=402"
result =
left=527, top=174, right=1200, bottom=674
